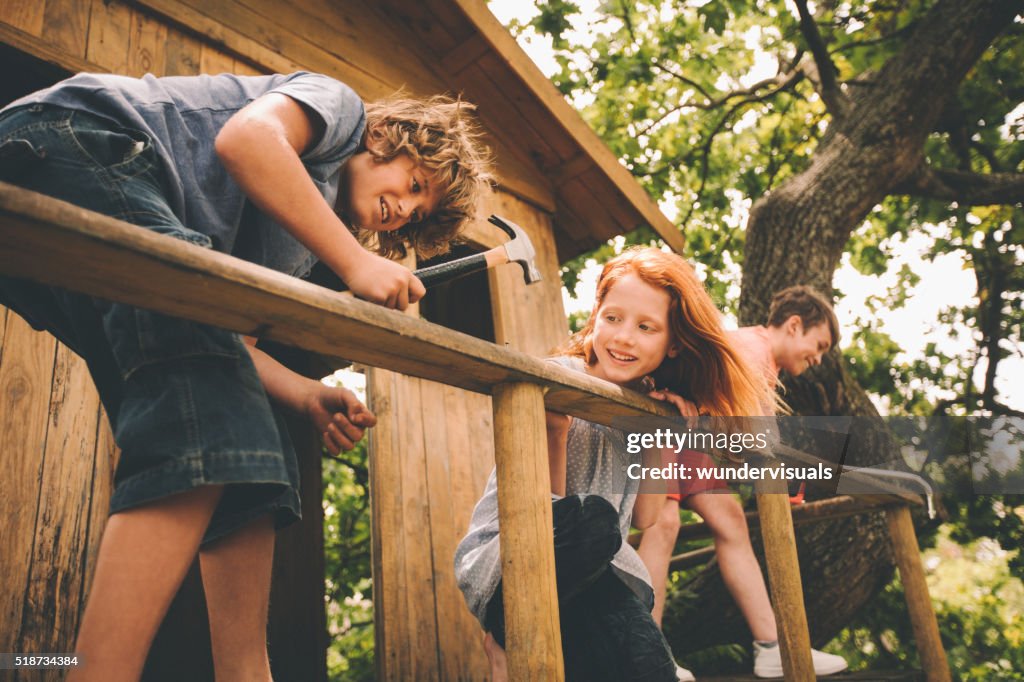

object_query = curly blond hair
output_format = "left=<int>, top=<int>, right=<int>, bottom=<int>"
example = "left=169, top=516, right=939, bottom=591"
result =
left=359, top=94, right=494, bottom=260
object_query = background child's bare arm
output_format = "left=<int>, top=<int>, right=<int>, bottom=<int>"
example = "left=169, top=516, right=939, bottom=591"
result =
left=216, top=93, right=423, bottom=310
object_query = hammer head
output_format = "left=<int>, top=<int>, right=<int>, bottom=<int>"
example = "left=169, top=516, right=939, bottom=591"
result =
left=488, top=215, right=542, bottom=285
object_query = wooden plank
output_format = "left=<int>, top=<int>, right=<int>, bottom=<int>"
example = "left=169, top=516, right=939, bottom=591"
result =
left=0, top=182, right=684, bottom=429
left=132, top=0, right=307, bottom=76
left=476, top=52, right=578, bottom=163
left=493, top=382, right=563, bottom=681
left=163, top=27, right=202, bottom=76
left=0, top=316, right=57, bottom=653
left=456, top=62, right=561, bottom=175
left=17, top=343, right=101, bottom=655
left=126, top=6, right=168, bottom=76
left=0, top=0, right=46, bottom=36
left=373, top=0, right=466, bottom=53
left=236, top=0, right=449, bottom=94
left=199, top=42, right=235, bottom=76
left=443, top=383, right=494, bottom=677
left=419, top=380, right=476, bottom=680
left=886, top=506, right=951, bottom=682
left=561, top=176, right=628, bottom=243
left=0, top=22, right=105, bottom=75
left=139, top=0, right=390, bottom=99
left=754, top=465, right=815, bottom=682
left=368, top=368, right=411, bottom=680
left=85, top=0, right=132, bottom=73
left=396, top=376, right=442, bottom=681
left=231, top=58, right=263, bottom=76
left=42, top=0, right=91, bottom=59
left=268, top=399, right=328, bottom=682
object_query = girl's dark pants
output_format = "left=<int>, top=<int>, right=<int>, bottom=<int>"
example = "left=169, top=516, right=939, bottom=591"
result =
left=484, top=495, right=677, bottom=682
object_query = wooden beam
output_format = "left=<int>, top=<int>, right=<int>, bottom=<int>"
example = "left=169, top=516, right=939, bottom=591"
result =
left=0, top=183, right=677, bottom=429
left=886, top=506, right=951, bottom=682
left=755, top=465, right=815, bottom=681
left=492, top=382, right=563, bottom=681
left=0, top=21, right=105, bottom=74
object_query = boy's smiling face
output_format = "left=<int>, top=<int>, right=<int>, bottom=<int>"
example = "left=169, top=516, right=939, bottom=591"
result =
left=777, top=318, right=832, bottom=376
left=339, top=150, right=442, bottom=232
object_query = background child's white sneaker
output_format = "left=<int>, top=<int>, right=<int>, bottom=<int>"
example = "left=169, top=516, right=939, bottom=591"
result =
left=752, top=641, right=848, bottom=678
left=675, top=663, right=696, bottom=681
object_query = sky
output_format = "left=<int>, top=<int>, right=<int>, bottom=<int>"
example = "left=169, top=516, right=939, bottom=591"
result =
left=487, top=0, right=1023, bottom=413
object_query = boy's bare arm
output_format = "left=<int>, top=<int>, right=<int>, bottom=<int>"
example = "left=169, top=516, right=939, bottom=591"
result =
left=545, top=410, right=571, bottom=497
left=241, top=336, right=376, bottom=453
left=632, top=447, right=668, bottom=529
left=216, top=93, right=423, bottom=310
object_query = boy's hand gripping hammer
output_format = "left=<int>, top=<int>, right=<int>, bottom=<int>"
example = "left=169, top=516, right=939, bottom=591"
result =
left=413, top=215, right=542, bottom=289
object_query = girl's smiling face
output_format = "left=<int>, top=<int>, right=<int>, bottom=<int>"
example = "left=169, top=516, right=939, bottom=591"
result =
left=587, top=273, right=678, bottom=387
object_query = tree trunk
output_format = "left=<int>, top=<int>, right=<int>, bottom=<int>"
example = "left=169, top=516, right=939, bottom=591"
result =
left=664, top=0, right=1023, bottom=656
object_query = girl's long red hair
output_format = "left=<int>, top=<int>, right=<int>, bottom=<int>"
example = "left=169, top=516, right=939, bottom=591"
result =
left=563, top=247, right=766, bottom=418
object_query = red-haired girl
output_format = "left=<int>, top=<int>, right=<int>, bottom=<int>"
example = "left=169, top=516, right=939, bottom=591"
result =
left=456, top=247, right=766, bottom=681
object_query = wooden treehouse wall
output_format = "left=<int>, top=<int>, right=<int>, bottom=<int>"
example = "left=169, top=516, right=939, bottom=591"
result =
left=0, top=0, right=567, bottom=680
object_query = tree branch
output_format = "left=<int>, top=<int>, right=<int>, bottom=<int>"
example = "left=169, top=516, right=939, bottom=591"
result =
left=895, top=164, right=1024, bottom=205
left=793, top=0, right=851, bottom=118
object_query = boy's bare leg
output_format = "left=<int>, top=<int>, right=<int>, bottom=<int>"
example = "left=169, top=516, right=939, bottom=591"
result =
left=635, top=498, right=682, bottom=625
left=199, top=513, right=276, bottom=682
left=483, top=632, right=508, bottom=682
left=687, top=493, right=778, bottom=642
left=69, top=485, right=224, bottom=682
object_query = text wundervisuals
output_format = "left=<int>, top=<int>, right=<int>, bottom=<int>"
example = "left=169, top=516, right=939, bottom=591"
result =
left=626, top=428, right=771, bottom=455
left=626, top=462, right=834, bottom=481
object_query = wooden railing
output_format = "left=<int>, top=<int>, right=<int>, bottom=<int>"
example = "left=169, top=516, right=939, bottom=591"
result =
left=0, top=182, right=948, bottom=681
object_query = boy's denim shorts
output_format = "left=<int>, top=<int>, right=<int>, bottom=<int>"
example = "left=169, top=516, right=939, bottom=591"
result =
left=0, top=103, right=300, bottom=544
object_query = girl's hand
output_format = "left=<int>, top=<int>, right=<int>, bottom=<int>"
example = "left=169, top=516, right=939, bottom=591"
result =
left=305, top=383, right=378, bottom=455
left=648, top=388, right=700, bottom=418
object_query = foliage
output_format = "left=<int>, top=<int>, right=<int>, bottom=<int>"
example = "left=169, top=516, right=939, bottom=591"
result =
left=322, top=418, right=375, bottom=681
left=828, top=525, right=1024, bottom=680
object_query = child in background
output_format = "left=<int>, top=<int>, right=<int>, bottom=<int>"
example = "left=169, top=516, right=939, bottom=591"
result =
left=637, top=285, right=847, bottom=680
left=0, top=71, right=491, bottom=681
left=455, top=247, right=765, bottom=681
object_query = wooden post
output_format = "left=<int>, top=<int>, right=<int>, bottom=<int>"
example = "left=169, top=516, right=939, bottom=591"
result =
left=886, top=505, right=951, bottom=682
left=492, top=382, right=564, bottom=681
left=755, top=462, right=815, bottom=681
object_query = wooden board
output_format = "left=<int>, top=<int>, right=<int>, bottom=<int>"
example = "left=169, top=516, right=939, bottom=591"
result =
left=0, top=0, right=45, bottom=37
left=85, top=0, right=131, bottom=73
left=17, top=344, right=101, bottom=654
left=43, top=0, right=90, bottom=59
left=0, top=316, right=57, bottom=653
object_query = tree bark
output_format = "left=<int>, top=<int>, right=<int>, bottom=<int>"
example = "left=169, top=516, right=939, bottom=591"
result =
left=664, top=0, right=1023, bottom=657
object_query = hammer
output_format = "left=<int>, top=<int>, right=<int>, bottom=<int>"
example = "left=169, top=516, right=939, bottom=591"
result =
left=414, top=215, right=542, bottom=288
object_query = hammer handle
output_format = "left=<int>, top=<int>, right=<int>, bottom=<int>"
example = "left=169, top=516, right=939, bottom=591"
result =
left=414, top=252, right=489, bottom=289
